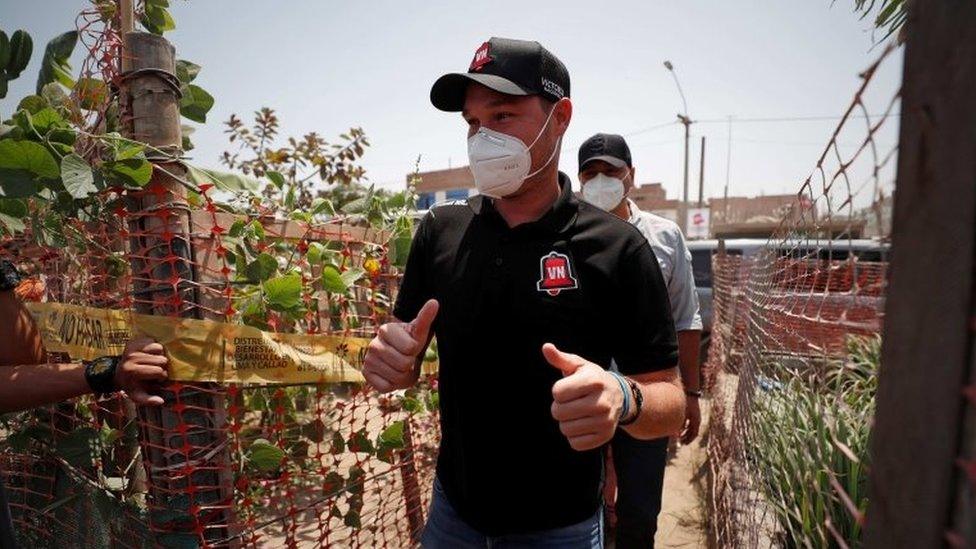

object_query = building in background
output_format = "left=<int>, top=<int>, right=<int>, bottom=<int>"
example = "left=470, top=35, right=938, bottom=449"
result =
left=629, top=183, right=681, bottom=223
left=411, top=167, right=477, bottom=210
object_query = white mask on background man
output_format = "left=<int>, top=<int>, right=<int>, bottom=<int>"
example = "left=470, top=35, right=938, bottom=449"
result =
left=582, top=172, right=628, bottom=211
left=466, top=106, right=561, bottom=198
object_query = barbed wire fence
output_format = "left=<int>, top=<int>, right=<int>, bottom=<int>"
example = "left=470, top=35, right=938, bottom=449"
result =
left=703, top=41, right=901, bottom=548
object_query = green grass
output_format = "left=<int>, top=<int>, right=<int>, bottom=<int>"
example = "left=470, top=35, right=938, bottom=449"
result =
left=746, top=335, right=880, bottom=548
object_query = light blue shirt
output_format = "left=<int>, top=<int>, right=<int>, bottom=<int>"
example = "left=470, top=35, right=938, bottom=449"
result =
left=627, top=199, right=703, bottom=332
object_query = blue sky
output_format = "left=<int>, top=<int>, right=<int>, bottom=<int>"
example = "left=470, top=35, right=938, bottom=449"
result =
left=2, top=1, right=902, bottom=204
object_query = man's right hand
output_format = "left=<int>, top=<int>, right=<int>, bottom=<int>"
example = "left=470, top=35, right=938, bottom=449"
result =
left=364, top=299, right=439, bottom=393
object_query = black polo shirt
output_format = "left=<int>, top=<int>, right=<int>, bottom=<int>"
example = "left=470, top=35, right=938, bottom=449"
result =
left=393, top=172, right=677, bottom=536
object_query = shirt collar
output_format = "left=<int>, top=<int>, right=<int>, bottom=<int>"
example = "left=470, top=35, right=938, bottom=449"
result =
left=471, top=172, right=579, bottom=235
left=626, top=198, right=641, bottom=225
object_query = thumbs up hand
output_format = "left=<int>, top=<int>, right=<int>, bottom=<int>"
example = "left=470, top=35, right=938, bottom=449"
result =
left=364, top=299, right=439, bottom=393
left=543, top=343, right=626, bottom=452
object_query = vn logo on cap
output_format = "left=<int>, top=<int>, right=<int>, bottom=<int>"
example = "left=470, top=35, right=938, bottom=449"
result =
left=536, top=251, right=578, bottom=296
left=469, top=41, right=492, bottom=71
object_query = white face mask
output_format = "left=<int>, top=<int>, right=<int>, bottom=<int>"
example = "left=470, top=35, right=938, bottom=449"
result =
left=466, top=106, right=561, bottom=199
left=581, top=172, right=628, bottom=211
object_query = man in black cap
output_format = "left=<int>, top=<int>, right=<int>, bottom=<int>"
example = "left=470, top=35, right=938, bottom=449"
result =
left=363, top=37, right=685, bottom=547
left=578, top=134, right=703, bottom=548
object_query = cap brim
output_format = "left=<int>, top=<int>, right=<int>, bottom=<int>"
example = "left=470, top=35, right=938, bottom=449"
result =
left=580, top=155, right=628, bottom=169
left=430, top=72, right=532, bottom=112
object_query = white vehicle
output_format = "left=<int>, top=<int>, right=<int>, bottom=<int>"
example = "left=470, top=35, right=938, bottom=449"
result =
left=688, top=237, right=890, bottom=338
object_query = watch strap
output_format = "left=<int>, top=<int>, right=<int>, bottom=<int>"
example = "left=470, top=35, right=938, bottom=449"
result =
left=84, top=356, right=120, bottom=395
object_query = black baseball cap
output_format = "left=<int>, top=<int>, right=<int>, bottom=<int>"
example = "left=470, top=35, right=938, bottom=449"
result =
left=430, top=37, right=570, bottom=112
left=578, top=133, right=632, bottom=169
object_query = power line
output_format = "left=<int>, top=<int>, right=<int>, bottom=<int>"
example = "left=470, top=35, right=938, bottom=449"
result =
left=694, top=113, right=901, bottom=124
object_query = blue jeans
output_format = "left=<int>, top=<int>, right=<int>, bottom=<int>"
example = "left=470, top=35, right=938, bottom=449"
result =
left=421, top=478, right=604, bottom=548
left=610, top=432, right=668, bottom=549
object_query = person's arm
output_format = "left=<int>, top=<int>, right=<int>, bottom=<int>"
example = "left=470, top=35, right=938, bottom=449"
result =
left=0, top=274, right=46, bottom=368
left=546, top=241, right=684, bottom=450
left=0, top=337, right=171, bottom=413
left=666, top=228, right=704, bottom=443
left=364, top=213, right=437, bottom=393
left=677, top=330, right=702, bottom=443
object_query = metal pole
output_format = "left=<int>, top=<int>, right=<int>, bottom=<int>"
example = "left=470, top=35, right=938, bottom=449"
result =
left=682, top=118, right=689, bottom=232
left=698, top=135, right=705, bottom=208
left=723, top=116, right=732, bottom=224
left=665, top=61, right=691, bottom=233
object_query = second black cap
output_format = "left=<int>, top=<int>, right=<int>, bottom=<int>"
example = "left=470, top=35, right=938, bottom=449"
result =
left=430, top=37, right=570, bottom=112
left=578, top=133, right=632, bottom=169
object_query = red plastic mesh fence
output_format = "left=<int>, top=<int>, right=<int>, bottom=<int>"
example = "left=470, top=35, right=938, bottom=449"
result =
left=703, top=42, right=901, bottom=548
left=1, top=5, right=439, bottom=549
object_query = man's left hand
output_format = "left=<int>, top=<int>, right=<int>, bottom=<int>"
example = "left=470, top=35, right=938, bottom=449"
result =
left=680, top=396, right=701, bottom=445
left=543, top=343, right=625, bottom=452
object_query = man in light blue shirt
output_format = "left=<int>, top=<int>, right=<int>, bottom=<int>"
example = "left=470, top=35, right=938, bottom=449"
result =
left=578, top=133, right=703, bottom=548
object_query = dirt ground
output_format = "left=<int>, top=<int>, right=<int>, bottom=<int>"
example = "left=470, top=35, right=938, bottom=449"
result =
left=654, top=399, right=710, bottom=548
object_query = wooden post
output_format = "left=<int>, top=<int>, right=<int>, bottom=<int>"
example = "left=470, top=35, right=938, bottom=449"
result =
left=864, top=1, right=976, bottom=547
left=119, top=32, right=237, bottom=546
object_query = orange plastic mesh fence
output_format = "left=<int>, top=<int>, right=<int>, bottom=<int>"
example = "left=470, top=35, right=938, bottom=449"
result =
left=1, top=5, right=439, bottom=549
left=702, top=42, right=901, bottom=548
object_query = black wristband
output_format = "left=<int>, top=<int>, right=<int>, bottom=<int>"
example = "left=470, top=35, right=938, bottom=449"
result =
left=618, top=377, right=643, bottom=426
left=685, top=389, right=703, bottom=398
left=84, top=356, right=120, bottom=395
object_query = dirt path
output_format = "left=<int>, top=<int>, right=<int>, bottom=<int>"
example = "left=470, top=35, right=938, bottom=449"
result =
left=655, top=399, right=710, bottom=548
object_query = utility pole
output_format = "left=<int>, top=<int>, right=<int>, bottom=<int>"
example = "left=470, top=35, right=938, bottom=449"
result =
left=723, top=116, right=732, bottom=224
left=665, top=60, right=691, bottom=233
left=698, top=135, right=706, bottom=208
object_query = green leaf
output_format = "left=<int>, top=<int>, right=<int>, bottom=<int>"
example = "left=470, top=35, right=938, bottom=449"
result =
left=105, top=158, right=153, bottom=187
left=186, top=165, right=259, bottom=193
left=341, top=267, right=364, bottom=288
left=175, top=59, right=201, bottom=84
left=227, top=218, right=247, bottom=238
left=344, top=509, right=361, bottom=528
left=141, top=3, right=176, bottom=35
left=263, top=273, right=302, bottom=311
left=247, top=438, right=285, bottom=472
left=16, top=95, right=48, bottom=114
left=347, top=429, right=374, bottom=454
left=306, top=242, right=325, bottom=264
left=390, top=234, right=413, bottom=268
left=0, top=198, right=28, bottom=233
left=0, top=170, right=41, bottom=198
left=266, top=171, right=286, bottom=189
left=310, top=197, right=335, bottom=216
left=179, top=84, right=214, bottom=123
left=0, top=139, right=59, bottom=178
left=61, top=153, right=96, bottom=198
left=35, top=31, right=78, bottom=94
left=0, top=31, right=10, bottom=71
left=245, top=253, right=278, bottom=282
left=320, top=265, right=347, bottom=294
left=114, top=141, right=145, bottom=161
left=76, top=77, right=108, bottom=110
left=378, top=420, right=405, bottom=449
left=27, top=107, right=66, bottom=135
left=7, top=30, right=33, bottom=79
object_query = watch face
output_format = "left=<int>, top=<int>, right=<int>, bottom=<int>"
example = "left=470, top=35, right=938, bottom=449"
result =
left=90, top=357, right=114, bottom=376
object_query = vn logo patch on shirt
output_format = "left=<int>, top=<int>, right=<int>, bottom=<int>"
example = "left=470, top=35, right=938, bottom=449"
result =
left=537, top=251, right=578, bottom=296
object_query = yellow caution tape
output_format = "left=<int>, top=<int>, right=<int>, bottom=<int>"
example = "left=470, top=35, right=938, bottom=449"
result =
left=25, top=302, right=369, bottom=385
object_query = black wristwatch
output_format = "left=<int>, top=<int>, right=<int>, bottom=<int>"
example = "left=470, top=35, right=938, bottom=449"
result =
left=84, top=355, right=120, bottom=395
left=618, top=377, right=644, bottom=426
left=685, top=389, right=703, bottom=399
left=0, top=259, right=21, bottom=292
